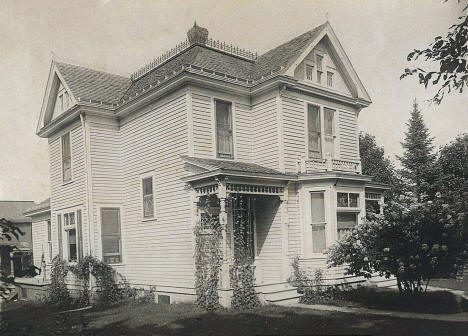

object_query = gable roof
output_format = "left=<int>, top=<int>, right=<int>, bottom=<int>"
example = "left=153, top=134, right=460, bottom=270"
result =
left=252, top=23, right=326, bottom=80
left=181, top=155, right=284, bottom=175
left=55, top=62, right=131, bottom=105
left=0, top=201, right=34, bottom=223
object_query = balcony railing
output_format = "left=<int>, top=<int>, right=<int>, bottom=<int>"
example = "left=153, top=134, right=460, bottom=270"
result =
left=298, top=155, right=361, bottom=174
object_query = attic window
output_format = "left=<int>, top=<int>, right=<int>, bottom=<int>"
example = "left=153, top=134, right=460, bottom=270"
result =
left=316, top=55, right=323, bottom=84
left=327, top=72, right=333, bottom=87
left=306, top=64, right=314, bottom=81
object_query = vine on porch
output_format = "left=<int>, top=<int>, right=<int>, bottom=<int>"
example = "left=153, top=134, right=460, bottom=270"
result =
left=194, top=194, right=223, bottom=311
left=229, top=194, right=260, bottom=309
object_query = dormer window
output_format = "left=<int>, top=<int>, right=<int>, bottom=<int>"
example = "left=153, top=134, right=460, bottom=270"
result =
left=316, top=55, right=323, bottom=84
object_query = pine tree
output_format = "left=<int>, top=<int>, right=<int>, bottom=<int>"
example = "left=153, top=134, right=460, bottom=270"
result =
left=397, top=99, right=437, bottom=200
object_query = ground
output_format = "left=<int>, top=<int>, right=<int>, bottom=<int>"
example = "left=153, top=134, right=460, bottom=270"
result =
left=1, top=301, right=467, bottom=336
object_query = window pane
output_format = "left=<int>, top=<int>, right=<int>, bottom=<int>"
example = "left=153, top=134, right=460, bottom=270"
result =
left=316, top=55, right=323, bottom=71
left=311, top=192, right=325, bottom=223
left=306, top=65, right=314, bottom=80
left=103, top=237, right=120, bottom=254
left=325, top=136, right=335, bottom=157
left=47, top=221, right=51, bottom=241
left=312, top=224, right=326, bottom=253
left=101, top=208, right=121, bottom=264
left=308, top=105, right=320, bottom=132
left=142, top=177, right=153, bottom=196
left=57, top=215, right=63, bottom=259
left=309, top=135, right=321, bottom=158
left=324, top=108, right=334, bottom=135
left=62, top=133, right=70, bottom=158
left=327, top=72, right=333, bottom=86
left=77, top=210, right=83, bottom=261
left=337, top=212, right=357, bottom=229
left=337, top=193, right=348, bottom=207
left=101, top=208, right=120, bottom=235
left=68, top=229, right=77, bottom=262
left=143, top=195, right=154, bottom=218
left=349, top=193, right=359, bottom=207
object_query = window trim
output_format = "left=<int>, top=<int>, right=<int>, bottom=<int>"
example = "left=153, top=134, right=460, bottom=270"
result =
left=214, top=99, right=235, bottom=160
left=305, top=188, right=329, bottom=257
left=56, top=206, right=83, bottom=263
left=305, top=61, right=315, bottom=82
left=61, top=131, right=73, bottom=184
left=99, top=205, right=123, bottom=265
left=140, top=171, right=156, bottom=221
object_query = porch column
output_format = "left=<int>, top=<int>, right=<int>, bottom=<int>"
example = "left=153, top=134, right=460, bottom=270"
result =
left=218, top=180, right=230, bottom=289
left=280, top=183, right=290, bottom=281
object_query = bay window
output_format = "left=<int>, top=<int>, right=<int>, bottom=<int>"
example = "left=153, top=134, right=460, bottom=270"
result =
left=336, top=192, right=360, bottom=240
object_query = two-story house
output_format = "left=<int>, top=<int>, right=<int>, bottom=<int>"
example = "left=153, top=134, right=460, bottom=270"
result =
left=34, top=22, right=388, bottom=305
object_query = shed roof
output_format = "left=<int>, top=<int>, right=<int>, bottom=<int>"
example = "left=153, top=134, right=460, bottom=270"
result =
left=23, top=198, right=51, bottom=216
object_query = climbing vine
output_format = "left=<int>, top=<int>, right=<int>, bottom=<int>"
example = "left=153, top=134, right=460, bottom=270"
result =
left=229, top=194, right=260, bottom=309
left=47, top=256, right=72, bottom=308
left=194, top=195, right=223, bottom=311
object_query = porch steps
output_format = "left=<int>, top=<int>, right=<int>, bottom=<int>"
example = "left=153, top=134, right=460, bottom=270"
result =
left=0, top=283, right=18, bottom=302
left=256, top=282, right=302, bottom=304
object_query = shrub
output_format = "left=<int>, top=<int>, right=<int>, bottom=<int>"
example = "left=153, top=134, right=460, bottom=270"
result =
left=328, top=193, right=468, bottom=293
left=46, top=256, right=72, bottom=308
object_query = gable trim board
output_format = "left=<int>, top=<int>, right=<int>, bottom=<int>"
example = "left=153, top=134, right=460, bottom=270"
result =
left=283, top=22, right=371, bottom=104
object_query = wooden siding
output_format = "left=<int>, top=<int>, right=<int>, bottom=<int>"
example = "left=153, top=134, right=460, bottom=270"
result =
left=191, top=92, right=213, bottom=158
left=234, top=102, right=253, bottom=162
left=118, top=92, right=193, bottom=287
left=49, top=122, right=88, bottom=259
left=256, top=196, right=282, bottom=283
left=287, top=182, right=302, bottom=257
left=338, top=110, right=359, bottom=160
left=89, top=121, right=123, bottom=253
left=31, top=215, right=50, bottom=267
left=252, top=97, right=279, bottom=170
left=282, top=95, right=305, bottom=173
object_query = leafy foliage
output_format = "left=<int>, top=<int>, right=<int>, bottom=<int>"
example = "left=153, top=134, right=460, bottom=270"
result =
left=46, top=256, right=72, bottom=308
left=229, top=194, right=260, bottom=310
left=401, top=2, right=468, bottom=104
left=194, top=195, right=223, bottom=311
left=397, top=101, right=438, bottom=200
left=0, top=218, right=24, bottom=242
left=359, top=133, right=403, bottom=200
left=328, top=194, right=468, bottom=293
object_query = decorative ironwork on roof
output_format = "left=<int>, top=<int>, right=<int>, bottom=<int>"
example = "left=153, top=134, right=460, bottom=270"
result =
left=130, top=22, right=258, bottom=81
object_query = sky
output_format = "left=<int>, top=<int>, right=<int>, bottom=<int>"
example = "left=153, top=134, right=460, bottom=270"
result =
left=0, top=0, right=466, bottom=202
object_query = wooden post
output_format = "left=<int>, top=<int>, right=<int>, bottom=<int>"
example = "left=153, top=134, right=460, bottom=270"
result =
left=218, top=180, right=230, bottom=289
left=280, top=183, right=290, bottom=281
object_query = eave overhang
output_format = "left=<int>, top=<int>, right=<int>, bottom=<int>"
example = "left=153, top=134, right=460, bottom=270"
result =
left=182, top=168, right=294, bottom=184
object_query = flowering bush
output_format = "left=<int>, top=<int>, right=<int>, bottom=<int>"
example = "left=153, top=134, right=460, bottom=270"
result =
left=328, top=193, right=467, bottom=293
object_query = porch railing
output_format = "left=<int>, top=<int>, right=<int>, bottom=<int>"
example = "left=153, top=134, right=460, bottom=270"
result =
left=298, top=155, right=361, bottom=174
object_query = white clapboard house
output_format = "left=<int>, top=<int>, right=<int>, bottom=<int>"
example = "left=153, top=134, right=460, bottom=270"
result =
left=29, top=22, right=389, bottom=304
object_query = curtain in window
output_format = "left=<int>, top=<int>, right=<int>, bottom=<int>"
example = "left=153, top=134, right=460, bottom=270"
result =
left=337, top=212, right=357, bottom=240
left=101, top=208, right=121, bottom=264
left=216, top=101, right=233, bottom=158
left=308, top=105, right=321, bottom=158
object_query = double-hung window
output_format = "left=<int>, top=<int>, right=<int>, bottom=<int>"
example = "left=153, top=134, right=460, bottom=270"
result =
left=215, top=100, right=233, bottom=159
left=101, top=208, right=122, bottom=264
left=327, top=71, right=334, bottom=87
left=310, top=192, right=326, bottom=253
left=307, top=105, right=336, bottom=159
left=61, top=132, right=72, bottom=182
left=306, top=64, right=314, bottom=81
left=142, top=175, right=154, bottom=219
left=336, top=192, right=360, bottom=240
left=307, top=105, right=321, bottom=158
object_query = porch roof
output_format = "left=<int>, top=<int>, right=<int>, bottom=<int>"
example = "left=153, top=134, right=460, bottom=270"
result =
left=181, top=155, right=294, bottom=182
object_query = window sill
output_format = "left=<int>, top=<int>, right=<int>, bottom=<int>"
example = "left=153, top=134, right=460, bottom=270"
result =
left=107, top=263, right=125, bottom=267
left=336, top=207, right=361, bottom=213
left=141, top=217, right=157, bottom=222
left=62, top=179, right=74, bottom=186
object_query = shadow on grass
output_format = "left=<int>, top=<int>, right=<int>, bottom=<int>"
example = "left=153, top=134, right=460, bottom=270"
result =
left=1, top=302, right=468, bottom=336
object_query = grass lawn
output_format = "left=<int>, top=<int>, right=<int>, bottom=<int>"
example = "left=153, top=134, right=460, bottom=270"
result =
left=300, top=287, right=468, bottom=315
left=1, top=300, right=468, bottom=336
left=430, top=278, right=468, bottom=294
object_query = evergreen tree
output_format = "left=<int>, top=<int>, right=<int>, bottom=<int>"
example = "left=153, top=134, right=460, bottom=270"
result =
left=397, top=99, right=437, bottom=200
